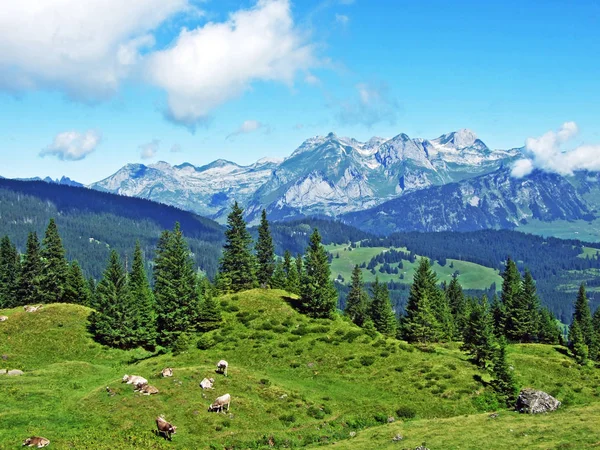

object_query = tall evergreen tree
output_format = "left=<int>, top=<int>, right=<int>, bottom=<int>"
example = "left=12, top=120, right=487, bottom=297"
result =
left=402, top=258, right=442, bottom=342
left=517, top=269, right=541, bottom=342
left=490, top=293, right=505, bottom=337
left=39, top=219, right=69, bottom=303
left=255, top=209, right=275, bottom=287
left=345, top=265, right=369, bottom=326
left=129, top=242, right=156, bottom=348
left=0, top=236, right=20, bottom=308
left=462, top=296, right=496, bottom=368
left=197, top=278, right=222, bottom=332
left=538, top=307, right=561, bottom=345
left=64, top=261, right=91, bottom=306
left=270, top=261, right=287, bottom=290
left=300, top=229, right=338, bottom=318
left=499, top=257, right=522, bottom=340
left=569, top=320, right=589, bottom=365
left=88, top=251, right=137, bottom=349
left=570, top=284, right=597, bottom=360
left=17, top=232, right=42, bottom=307
left=285, top=252, right=301, bottom=295
left=446, top=275, right=467, bottom=337
left=490, top=338, right=519, bottom=407
left=295, top=253, right=304, bottom=279
left=369, top=277, right=397, bottom=336
left=219, top=202, right=257, bottom=292
left=154, top=224, right=201, bottom=347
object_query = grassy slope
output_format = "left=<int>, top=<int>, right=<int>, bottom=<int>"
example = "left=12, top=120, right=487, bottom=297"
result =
left=325, top=243, right=502, bottom=290
left=1, top=293, right=600, bottom=449
left=518, top=218, right=600, bottom=243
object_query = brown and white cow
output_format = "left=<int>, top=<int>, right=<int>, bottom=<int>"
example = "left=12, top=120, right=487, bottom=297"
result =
left=161, top=367, right=173, bottom=377
left=137, top=384, right=159, bottom=395
left=208, top=393, right=231, bottom=413
left=22, top=436, right=50, bottom=447
left=122, top=374, right=148, bottom=389
left=156, top=416, right=177, bottom=440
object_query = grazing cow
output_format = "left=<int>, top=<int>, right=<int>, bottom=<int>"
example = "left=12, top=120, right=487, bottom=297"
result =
left=137, top=384, right=159, bottom=395
left=216, top=360, right=228, bottom=376
left=23, top=305, right=43, bottom=313
left=161, top=367, right=173, bottom=377
left=22, top=436, right=50, bottom=447
left=156, top=416, right=177, bottom=440
left=208, top=393, right=231, bottom=413
left=0, top=315, right=8, bottom=322
left=122, top=374, right=148, bottom=389
left=200, top=377, right=214, bottom=390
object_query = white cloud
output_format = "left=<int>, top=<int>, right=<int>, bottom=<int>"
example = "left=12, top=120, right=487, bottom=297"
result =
left=511, top=122, right=600, bottom=178
left=140, top=139, right=160, bottom=159
left=0, top=0, right=188, bottom=100
left=40, top=130, right=101, bottom=161
left=335, top=14, right=349, bottom=25
left=335, top=82, right=399, bottom=127
left=304, top=73, right=321, bottom=85
left=145, top=0, right=316, bottom=129
left=227, top=120, right=265, bottom=139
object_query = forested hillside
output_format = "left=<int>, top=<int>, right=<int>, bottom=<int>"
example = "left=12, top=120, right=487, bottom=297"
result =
left=0, top=179, right=224, bottom=278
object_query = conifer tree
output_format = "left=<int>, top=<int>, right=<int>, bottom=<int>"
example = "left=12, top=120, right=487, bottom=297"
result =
left=87, top=277, right=97, bottom=307
left=537, top=307, right=561, bottom=345
left=270, top=261, right=287, bottom=290
left=490, top=293, right=505, bottom=337
left=17, top=232, right=42, bottom=307
left=462, top=296, right=496, bottom=368
left=490, top=338, right=519, bottom=407
left=300, top=228, right=338, bottom=318
left=286, top=253, right=301, bottom=295
left=570, top=284, right=597, bottom=360
left=154, top=224, right=201, bottom=347
left=0, top=236, right=20, bottom=308
left=219, top=202, right=257, bottom=292
left=402, top=258, right=442, bottom=342
left=39, top=219, right=69, bottom=303
left=197, top=279, right=222, bottom=332
left=569, top=319, right=588, bottom=365
left=500, top=257, right=522, bottom=339
left=255, top=209, right=275, bottom=287
left=369, top=277, right=397, bottom=336
left=446, top=274, right=467, bottom=337
left=345, top=265, right=369, bottom=326
left=64, top=261, right=91, bottom=306
left=88, top=250, right=137, bottom=349
left=129, top=242, right=156, bottom=348
left=516, top=269, right=541, bottom=342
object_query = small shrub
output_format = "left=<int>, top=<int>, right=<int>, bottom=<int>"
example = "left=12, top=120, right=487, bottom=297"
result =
left=394, top=366, right=404, bottom=372
left=307, top=406, right=325, bottom=419
left=373, top=413, right=388, bottom=423
left=231, top=295, right=239, bottom=301
left=322, top=404, right=332, bottom=414
left=334, top=329, right=345, bottom=336
left=472, top=389, right=501, bottom=412
left=292, top=325, right=309, bottom=336
left=344, top=330, right=363, bottom=343
left=288, top=335, right=301, bottom=342
left=279, top=414, right=296, bottom=425
left=226, top=304, right=240, bottom=312
left=380, top=351, right=390, bottom=358
left=172, top=333, right=192, bottom=355
left=197, top=334, right=216, bottom=350
left=395, top=406, right=416, bottom=419
left=448, top=363, right=457, bottom=371
left=278, top=341, right=290, bottom=348
left=360, top=356, right=376, bottom=367
left=290, top=362, right=301, bottom=368
left=260, top=378, right=271, bottom=386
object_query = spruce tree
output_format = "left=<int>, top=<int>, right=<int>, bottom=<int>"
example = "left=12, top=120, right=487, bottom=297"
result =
left=571, top=284, right=597, bottom=360
left=88, top=250, right=137, bottom=349
left=0, top=236, right=20, bottom=308
left=39, top=219, right=69, bottom=304
left=538, top=307, right=561, bottom=345
left=270, top=261, right=287, bottom=290
left=129, top=242, right=156, bottom=348
left=64, top=261, right=91, bottom=306
left=500, top=257, right=522, bottom=340
left=569, top=320, right=589, bottom=365
left=446, top=274, right=467, bottom=337
left=154, top=224, right=201, bottom=347
left=490, top=293, right=505, bottom=337
left=286, top=255, right=301, bottom=295
left=345, top=265, right=369, bottom=326
left=491, top=338, right=519, bottom=407
left=17, top=232, right=42, bottom=307
left=462, top=296, right=496, bottom=368
left=219, top=202, right=257, bottom=292
left=255, top=209, right=275, bottom=287
left=197, top=279, right=222, bottom=332
left=300, top=229, right=338, bottom=318
left=402, top=258, right=442, bottom=342
left=369, top=277, right=397, bottom=336
left=506, top=269, right=539, bottom=342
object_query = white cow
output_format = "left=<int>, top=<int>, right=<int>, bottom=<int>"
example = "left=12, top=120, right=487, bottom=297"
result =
left=208, top=393, right=231, bottom=413
left=161, top=367, right=173, bottom=377
left=122, top=374, right=148, bottom=389
left=23, top=305, right=43, bottom=313
left=216, top=360, right=228, bottom=376
left=0, top=315, right=8, bottom=322
left=200, top=377, right=214, bottom=390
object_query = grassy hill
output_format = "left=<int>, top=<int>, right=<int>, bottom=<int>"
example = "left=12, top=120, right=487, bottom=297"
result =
left=325, top=243, right=502, bottom=290
left=2, top=292, right=600, bottom=449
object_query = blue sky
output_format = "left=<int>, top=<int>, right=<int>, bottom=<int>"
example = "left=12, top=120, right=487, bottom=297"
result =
left=0, top=0, right=599, bottom=183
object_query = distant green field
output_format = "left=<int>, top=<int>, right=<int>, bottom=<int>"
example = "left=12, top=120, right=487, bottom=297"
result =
left=325, top=243, right=502, bottom=290
left=578, top=246, right=600, bottom=259
left=518, top=218, right=600, bottom=243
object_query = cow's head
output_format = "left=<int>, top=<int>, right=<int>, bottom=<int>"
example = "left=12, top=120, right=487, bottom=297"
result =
left=122, top=375, right=129, bottom=382
left=22, top=437, right=33, bottom=446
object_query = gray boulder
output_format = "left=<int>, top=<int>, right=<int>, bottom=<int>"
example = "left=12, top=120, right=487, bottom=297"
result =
left=516, top=388, right=560, bottom=414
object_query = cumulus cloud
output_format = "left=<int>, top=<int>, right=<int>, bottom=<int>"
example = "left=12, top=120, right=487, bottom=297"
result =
left=511, top=122, right=600, bottom=178
left=144, top=0, right=316, bottom=129
left=227, top=120, right=266, bottom=140
left=335, top=82, right=400, bottom=128
left=139, top=139, right=160, bottom=159
left=0, top=0, right=188, bottom=100
left=40, top=130, right=101, bottom=161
